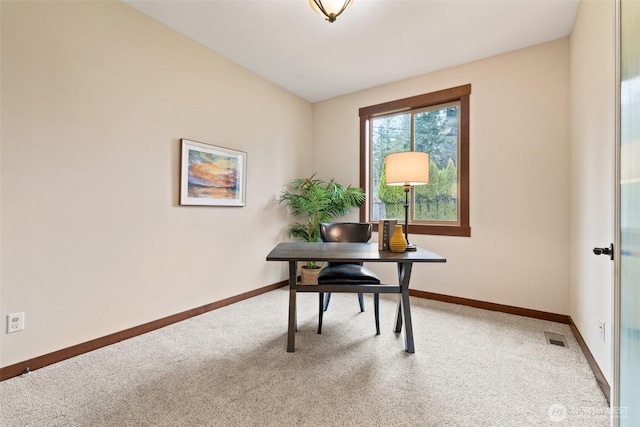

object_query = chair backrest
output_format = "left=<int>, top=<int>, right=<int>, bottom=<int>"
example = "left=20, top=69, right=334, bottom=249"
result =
left=319, top=222, right=372, bottom=243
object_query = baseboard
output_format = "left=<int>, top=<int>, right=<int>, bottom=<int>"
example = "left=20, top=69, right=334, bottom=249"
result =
left=568, top=318, right=611, bottom=403
left=0, top=280, right=288, bottom=381
left=409, top=289, right=610, bottom=403
left=409, top=289, right=571, bottom=323
left=2, top=282, right=612, bottom=403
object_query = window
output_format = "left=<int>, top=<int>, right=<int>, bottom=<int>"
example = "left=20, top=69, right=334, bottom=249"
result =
left=359, top=84, right=471, bottom=237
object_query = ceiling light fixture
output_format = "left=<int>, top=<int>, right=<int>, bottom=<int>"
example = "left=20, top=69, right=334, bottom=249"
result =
left=309, top=0, right=353, bottom=23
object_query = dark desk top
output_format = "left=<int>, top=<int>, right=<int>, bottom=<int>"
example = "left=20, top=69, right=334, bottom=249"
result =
left=266, top=242, right=446, bottom=263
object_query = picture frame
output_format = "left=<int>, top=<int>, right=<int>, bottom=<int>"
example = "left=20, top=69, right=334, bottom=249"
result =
left=180, top=139, right=247, bottom=207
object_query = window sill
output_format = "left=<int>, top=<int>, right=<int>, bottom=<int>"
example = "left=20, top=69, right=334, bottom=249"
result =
left=372, top=223, right=471, bottom=237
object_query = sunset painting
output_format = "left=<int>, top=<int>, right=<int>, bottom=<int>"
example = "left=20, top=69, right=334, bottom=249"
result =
left=180, top=139, right=246, bottom=206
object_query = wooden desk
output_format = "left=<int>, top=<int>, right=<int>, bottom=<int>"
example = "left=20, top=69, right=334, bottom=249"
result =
left=266, top=242, right=446, bottom=353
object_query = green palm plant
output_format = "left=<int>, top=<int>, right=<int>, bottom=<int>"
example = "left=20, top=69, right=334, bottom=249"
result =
left=278, top=174, right=365, bottom=268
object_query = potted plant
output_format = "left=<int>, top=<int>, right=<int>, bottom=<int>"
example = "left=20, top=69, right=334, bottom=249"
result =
left=278, top=174, right=365, bottom=284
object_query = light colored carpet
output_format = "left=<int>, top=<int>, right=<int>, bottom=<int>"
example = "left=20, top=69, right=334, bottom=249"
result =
left=0, top=288, right=608, bottom=426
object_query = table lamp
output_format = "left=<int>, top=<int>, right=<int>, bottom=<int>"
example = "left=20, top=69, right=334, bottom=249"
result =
left=384, top=151, right=429, bottom=251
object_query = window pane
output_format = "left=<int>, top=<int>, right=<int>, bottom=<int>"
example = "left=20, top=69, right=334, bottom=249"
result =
left=414, top=105, right=459, bottom=222
left=371, top=106, right=460, bottom=223
left=371, top=113, right=410, bottom=221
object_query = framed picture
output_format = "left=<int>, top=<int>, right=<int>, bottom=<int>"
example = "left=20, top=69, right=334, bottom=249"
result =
left=180, top=139, right=247, bottom=206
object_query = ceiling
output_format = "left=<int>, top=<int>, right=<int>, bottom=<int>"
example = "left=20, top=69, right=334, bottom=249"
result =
left=123, top=0, right=580, bottom=103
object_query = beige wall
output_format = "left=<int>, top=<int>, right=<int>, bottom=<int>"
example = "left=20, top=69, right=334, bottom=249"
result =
left=1, top=0, right=613, bottom=377
left=0, top=1, right=312, bottom=366
left=569, top=0, right=615, bottom=382
left=313, top=39, right=572, bottom=314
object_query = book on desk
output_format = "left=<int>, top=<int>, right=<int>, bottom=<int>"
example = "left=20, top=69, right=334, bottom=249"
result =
left=377, top=219, right=398, bottom=251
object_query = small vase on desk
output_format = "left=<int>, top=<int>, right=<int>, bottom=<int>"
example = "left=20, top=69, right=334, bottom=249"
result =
left=389, top=224, right=408, bottom=253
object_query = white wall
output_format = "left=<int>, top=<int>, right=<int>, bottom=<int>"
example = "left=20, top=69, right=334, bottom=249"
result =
left=313, top=40, right=572, bottom=315
left=569, top=0, right=615, bottom=383
left=0, top=1, right=312, bottom=366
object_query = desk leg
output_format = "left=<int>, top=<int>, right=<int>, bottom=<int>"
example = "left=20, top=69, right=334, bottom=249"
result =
left=394, top=263, right=404, bottom=333
left=287, top=261, right=297, bottom=353
left=395, top=262, right=415, bottom=353
left=394, top=295, right=403, bottom=333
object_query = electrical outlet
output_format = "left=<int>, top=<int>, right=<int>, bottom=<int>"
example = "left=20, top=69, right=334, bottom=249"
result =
left=598, top=320, right=605, bottom=342
left=7, top=312, right=25, bottom=334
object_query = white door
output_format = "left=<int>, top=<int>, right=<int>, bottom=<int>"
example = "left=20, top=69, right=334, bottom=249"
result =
left=615, top=0, right=640, bottom=424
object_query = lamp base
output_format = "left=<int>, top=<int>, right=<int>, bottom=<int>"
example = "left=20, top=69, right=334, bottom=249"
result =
left=405, top=243, right=417, bottom=251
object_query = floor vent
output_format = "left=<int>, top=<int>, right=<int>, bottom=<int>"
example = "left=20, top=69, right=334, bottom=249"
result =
left=545, top=332, right=567, bottom=347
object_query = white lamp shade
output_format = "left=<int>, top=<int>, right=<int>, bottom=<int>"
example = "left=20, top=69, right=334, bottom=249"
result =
left=385, top=152, right=429, bottom=186
left=308, top=0, right=353, bottom=18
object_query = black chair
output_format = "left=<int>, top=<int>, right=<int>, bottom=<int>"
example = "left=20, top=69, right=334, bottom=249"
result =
left=317, top=222, right=381, bottom=335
